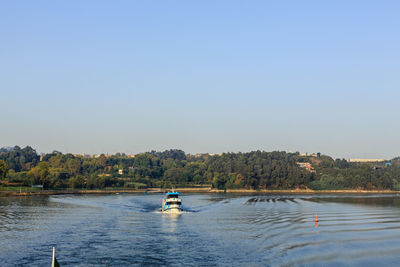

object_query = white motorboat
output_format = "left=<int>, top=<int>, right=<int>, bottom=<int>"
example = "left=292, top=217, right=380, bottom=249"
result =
left=162, top=191, right=183, bottom=213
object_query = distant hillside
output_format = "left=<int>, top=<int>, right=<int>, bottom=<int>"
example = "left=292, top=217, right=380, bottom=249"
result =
left=0, top=146, right=399, bottom=191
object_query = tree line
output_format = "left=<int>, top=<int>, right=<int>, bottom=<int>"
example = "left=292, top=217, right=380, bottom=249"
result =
left=0, top=145, right=399, bottom=190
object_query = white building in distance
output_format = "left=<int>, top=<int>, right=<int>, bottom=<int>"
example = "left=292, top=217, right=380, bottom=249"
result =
left=348, top=158, right=386, bottom=163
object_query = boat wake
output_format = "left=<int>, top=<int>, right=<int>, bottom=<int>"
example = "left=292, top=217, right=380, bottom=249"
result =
left=153, top=210, right=193, bottom=214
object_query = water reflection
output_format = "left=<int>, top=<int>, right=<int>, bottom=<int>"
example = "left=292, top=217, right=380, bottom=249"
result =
left=318, top=195, right=400, bottom=207
left=161, top=213, right=181, bottom=234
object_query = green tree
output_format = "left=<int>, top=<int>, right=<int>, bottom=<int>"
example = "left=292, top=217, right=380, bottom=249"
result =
left=66, top=158, right=82, bottom=176
left=27, top=162, right=51, bottom=188
left=0, top=160, right=8, bottom=179
left=69, top=175, right=86, bottom=189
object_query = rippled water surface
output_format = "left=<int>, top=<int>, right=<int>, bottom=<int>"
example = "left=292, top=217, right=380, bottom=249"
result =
left=1, top=193, right=400, bottom=266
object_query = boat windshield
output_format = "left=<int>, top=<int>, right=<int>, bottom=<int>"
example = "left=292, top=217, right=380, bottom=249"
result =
left=167, top=194, right=180, bottom=198
left=166, top=201, right=181, bottom=205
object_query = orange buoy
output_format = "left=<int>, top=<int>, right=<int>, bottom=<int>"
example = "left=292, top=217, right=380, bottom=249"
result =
left=315, top=215, right=319, bottom=222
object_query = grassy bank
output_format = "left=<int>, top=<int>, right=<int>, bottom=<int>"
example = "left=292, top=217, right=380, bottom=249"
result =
left=210, top=189, right=400, bottom=194
left=0, top=188, right=148, bottom=197
left=0, top=186, right=214, bottom=197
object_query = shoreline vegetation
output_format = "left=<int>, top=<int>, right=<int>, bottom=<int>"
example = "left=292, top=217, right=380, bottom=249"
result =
left=1, top=187, right=399, bottom=197
left=1, top=146, right=400, bottom=197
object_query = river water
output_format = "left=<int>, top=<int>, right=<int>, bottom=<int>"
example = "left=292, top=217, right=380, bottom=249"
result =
left=1, top=193, right=400, bottom=266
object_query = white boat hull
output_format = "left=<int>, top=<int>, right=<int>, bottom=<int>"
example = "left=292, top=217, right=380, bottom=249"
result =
left=163, top=207, right=182, bottom=213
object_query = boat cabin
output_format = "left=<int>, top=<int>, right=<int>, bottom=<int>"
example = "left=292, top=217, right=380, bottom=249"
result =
left=166, top=192, right=180, bottom=199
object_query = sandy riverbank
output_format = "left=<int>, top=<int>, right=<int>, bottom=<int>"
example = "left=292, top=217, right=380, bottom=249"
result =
left=1, top=187, right=399, bottom=197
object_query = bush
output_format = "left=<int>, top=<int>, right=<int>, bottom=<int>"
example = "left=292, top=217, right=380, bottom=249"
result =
left=310, top=174, right=345, bottom=190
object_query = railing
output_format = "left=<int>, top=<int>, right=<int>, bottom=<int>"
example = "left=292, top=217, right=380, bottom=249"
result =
left=165, top=198, right=181, bottom=202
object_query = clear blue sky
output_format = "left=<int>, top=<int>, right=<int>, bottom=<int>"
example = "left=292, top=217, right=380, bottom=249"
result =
left=1, top=1, right=399, bottom=158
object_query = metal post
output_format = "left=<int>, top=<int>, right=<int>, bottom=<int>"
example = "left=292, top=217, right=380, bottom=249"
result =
left=51, top=247, right=55, bottom=267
